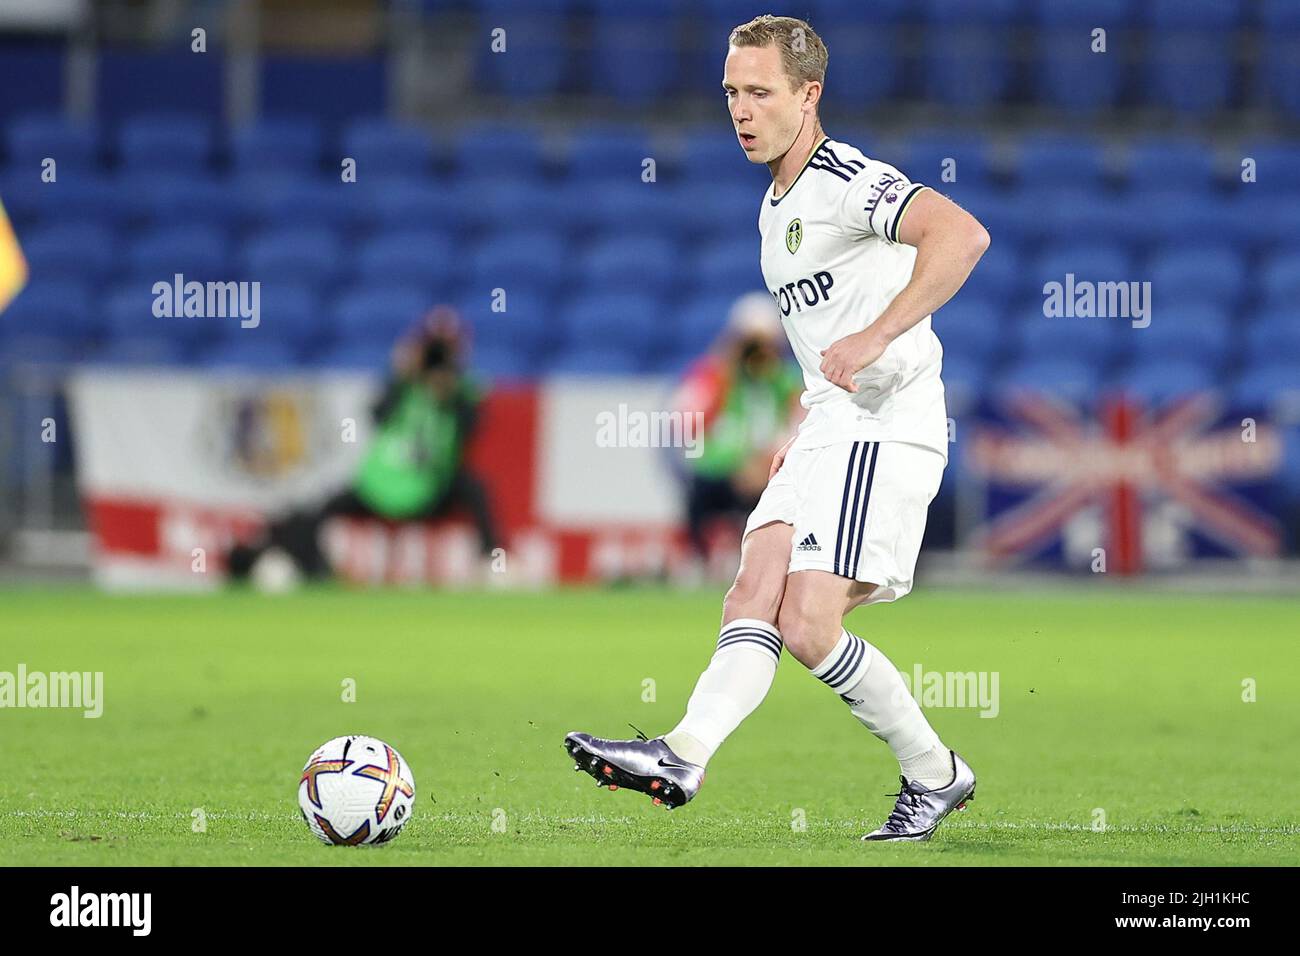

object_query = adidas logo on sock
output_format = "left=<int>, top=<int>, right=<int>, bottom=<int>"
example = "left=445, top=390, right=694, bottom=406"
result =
left=796, top=533, right=821, bottom=552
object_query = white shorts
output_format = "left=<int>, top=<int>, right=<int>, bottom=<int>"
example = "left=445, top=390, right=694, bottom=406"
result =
left=742, top=440, right=945, bottom=604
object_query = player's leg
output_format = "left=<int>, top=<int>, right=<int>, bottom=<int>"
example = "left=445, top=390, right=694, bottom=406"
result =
left=781, top=440, right=975, bottom=840
left=563, top=454, right=802, bottom=808
left=780, top=568, right=952, bottom=787
left=659, top=518, right=793, bottom=766
left=564, top=520, right=793, bottom=808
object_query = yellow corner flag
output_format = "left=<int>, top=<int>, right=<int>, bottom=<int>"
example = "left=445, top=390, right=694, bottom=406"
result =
left=0, top=197, right=29, bottom=314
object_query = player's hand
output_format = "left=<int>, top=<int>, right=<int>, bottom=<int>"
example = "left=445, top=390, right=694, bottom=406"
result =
left=768, top=434, right=797, bottom=479
left=819, top=328, right=890, bottom=393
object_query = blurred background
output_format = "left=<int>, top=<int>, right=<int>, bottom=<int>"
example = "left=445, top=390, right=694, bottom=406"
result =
left=0, top=0, right=1298, bottom=590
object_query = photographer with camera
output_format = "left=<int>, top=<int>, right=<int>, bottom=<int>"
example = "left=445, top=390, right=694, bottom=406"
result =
left=227, top=306, right=500, bottom=584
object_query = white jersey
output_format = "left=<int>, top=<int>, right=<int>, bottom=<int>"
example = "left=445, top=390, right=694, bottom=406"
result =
left=757, top=136, right=948, bottom=460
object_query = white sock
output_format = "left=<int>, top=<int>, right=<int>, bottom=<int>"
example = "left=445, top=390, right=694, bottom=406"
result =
left=811, top=629, right=951, bottom=789
left=662, top=618, right=782, bottom=767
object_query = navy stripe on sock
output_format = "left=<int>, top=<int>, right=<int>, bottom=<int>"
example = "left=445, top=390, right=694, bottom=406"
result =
left=716, top=636, right=783, bottom=661
left=717, top=630, right=782, bottom=652
left=820, top=635, right=866, bottom=690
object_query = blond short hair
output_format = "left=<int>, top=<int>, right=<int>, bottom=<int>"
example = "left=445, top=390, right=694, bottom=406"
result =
left=729, top=14, right=828, bottom=90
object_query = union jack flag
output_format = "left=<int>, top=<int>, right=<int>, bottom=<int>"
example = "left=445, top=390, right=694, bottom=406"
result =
left=965, top=392, right=1283, bottom=573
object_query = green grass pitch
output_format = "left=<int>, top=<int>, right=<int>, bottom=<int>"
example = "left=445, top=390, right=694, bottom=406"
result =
left=2, top=586, right=1297, bottom=866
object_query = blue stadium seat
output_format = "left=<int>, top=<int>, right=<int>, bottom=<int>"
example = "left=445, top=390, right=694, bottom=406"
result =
left=997, top=357, right=1103, bottom=403
left=103, top=281, right=204, bottom=346
left=93, top=337, right=189, bottom=367
left=199, top=340, right=301, bottom=370
left=1144, top=0, right=1245, bottom=28
left=475, top=0, right=573, bottom=98
left=1113, top=358, right=1217, bottom=402
left=339, top=118, right=435, bottom=177
left=810, top=0, right=907, bottom=106
left=1117, top=190, right=1233, bottom=246
left=212, top=282, right=321, bottom=349
left=545, top=347, right=645, bottom=376
left=128, top=225, right=230, bottom=279
left=5, top=113, right=101, bottom=172
left=1, top=170, right=119, bottom=228
left=898, top=132, right=993, bottom=189
left=230, top=117, right=323, bottom=174
left=936, top=353, right=989, bottom=409
left=1241, top=142, right=1300, bottom=192
left=468, top=232, right=568, bottom=296
left=355, top=231, right=456, bottom=290
left=311, top=343, right=392, bottom=372
left=574, top=235, right=678, bottom=295
left=332, top=285, right=434, bottom=344
left=0, top=335, right=76, bottom=368
left=563, top=125, right=655, bottom=183
left=4, top=279, right=97, bottom=341
left=451, top=122, right=547, bottom=180
left=557, top=292, right=665, bottom=357
left=239, top=174, right=365, bottom=231
left=457, top=288, right=552, bottom=356
left=1033, top=0, right=1132, bottom=113
left=1130, top=304, right=1232, bottom=364
left=1124, top=137, right=1218, bottom=191
left=1258, top=247, right=1300, bottom=306
left=674, top=292, right=737, bottom=357
left=1141, top=1, right=1243, bottom=114
left=1015, top=133, right=1109, bottom=188
left=1244, top=310, right=1300, bottom=365
left=470, top=345, right=534, bottom=380
left=1224, top=192, right=1299, bottom=247
left=555, top=180, right=685, bottom=238
left=589, top=0, right=686, bottom=102
left=1229, top=358, right=1300, bottom=410
left=1012, top=311, right=1119, bottom=366
left=364, top=177, right=467, bottom=232
left=674, top=128, right=771, bottom=187
left=920, top=0, right=1022, bottom=109
left=1029, top=188, right=1129, bottom=244
left=674, top=181, right=761, bottom=240
left=20, top=221, right=116, bottom=284
left=116, top=113, right=214, bottom=171
left=1147, top=244, right=1246, bottom=309
left=932, top=296, right=1004, bottom=364
left=1028, top=241, right=1134, bottom=304
left=459, top=179, right=563, bottom=234
left=241, top=227, right=345, bottom=288
left=125, top=173, right=242, bottom=230
left=688, top=237, right=765, bottom=300
left=981, top=187, right=1043, bottom=243
left=1261, top=1, right=1300, bottom=119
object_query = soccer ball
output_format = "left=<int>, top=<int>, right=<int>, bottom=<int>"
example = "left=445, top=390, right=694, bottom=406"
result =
left=298, top=735, right=415, bottom=845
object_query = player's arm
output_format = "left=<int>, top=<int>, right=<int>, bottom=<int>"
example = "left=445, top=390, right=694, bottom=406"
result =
left=820, top=190, right=989, bottom=392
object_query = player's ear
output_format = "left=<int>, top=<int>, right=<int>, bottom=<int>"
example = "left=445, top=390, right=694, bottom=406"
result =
left=803, top=80, right=822, bottom=114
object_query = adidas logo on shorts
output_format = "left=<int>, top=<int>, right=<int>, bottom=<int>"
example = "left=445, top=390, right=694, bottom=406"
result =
left=795, top=533, right=821, bottom=552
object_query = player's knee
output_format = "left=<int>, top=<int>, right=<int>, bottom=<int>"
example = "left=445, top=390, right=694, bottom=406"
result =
left=777, top=592, right=840, bottom=668
left=722, top=570, right=781, bottom=624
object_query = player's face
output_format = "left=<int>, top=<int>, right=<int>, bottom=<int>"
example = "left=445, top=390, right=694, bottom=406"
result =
left=723, top=44, right=807, bottom=165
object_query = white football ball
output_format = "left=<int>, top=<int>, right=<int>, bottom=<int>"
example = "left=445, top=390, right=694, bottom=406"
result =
left=298, top=735, right=415, bottom=845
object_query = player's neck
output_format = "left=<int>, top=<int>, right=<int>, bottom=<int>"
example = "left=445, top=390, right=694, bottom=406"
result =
left=769, top=119, right=825, bottom=198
